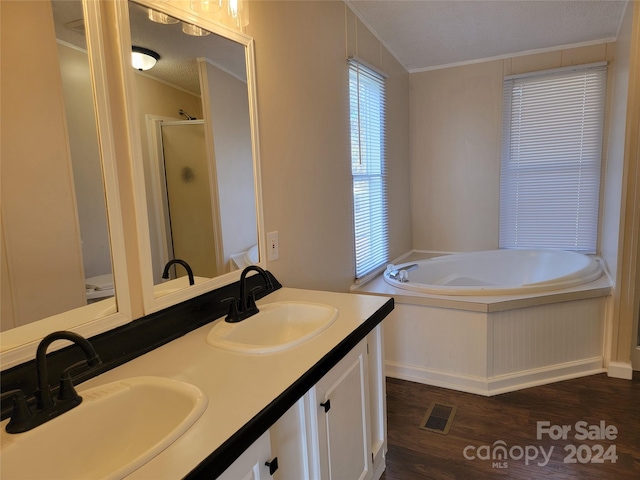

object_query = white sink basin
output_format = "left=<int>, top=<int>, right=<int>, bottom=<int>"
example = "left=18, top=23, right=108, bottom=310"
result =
left=0, top=376, right=207, bottom=480
left=207, top=301, right=339, bottom=353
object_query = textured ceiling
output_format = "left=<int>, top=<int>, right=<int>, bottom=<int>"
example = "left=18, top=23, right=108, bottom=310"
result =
left=347, top=0, right=629, bottom=72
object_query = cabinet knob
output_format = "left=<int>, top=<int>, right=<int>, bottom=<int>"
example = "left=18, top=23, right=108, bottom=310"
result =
left=320, top=399, right=331, bottom=413
left=265, top=456, right=279, bottom=475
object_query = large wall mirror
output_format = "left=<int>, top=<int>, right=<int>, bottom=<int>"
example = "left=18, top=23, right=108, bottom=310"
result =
left=0, top=0, right=130, bottom=368
left=120, top=0, right=264, bottom=313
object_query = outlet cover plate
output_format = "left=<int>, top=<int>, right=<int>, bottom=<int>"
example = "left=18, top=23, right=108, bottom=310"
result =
left=266, top=231, right=279, bottom=261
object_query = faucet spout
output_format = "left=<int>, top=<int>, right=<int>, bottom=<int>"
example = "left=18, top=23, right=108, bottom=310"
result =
left=388, top=263, right=419, bottom=283
left=224, top=265, right=274, bottom=323
left=239, top=265, right=273, bottom=309
left=162, top=259, right=194, bottom=286
left=35, top=331, right=101, bottom=411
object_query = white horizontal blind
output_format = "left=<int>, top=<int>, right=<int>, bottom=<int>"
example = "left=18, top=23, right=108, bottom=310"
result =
left=500, top=64, right=607, bottom=253
left=349, top=59, right=388, bottom=279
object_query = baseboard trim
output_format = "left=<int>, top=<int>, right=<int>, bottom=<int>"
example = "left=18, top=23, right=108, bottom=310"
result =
left=607, top=361, right=634, bottom=379
left=385, top=361, right=492, bottom=395
left=386, top=357, right=606, bottom=396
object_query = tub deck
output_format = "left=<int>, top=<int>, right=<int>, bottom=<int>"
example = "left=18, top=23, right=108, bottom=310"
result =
left=353, top=252, right=612, bottom=313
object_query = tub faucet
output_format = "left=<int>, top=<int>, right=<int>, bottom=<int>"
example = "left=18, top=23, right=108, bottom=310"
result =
left=224, top=265, right=274, bottom=323
left=5, top=331, right=101, bottom=434
left=388, top=263, right=419, bottom=282
left=162, top=259, right=194, bottom=286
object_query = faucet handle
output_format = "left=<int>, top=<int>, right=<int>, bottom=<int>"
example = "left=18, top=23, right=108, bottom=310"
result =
left=57, top=358, right=101, bottom=402
left=57, top=364, right=83, bottom=402
left=246, top=286, right=262, bottom=312
left=1, top=389, right=33, bottom=432
left=222, top=297, right=241, bottom=323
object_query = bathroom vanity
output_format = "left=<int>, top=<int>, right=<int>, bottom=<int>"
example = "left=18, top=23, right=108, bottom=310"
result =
left=133, top=287, right=391, bottom=479
left=0, top=287, right=392, bottom=479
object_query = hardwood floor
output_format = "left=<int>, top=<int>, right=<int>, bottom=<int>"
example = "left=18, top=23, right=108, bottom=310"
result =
left=381, top=372, right=640, bottom=479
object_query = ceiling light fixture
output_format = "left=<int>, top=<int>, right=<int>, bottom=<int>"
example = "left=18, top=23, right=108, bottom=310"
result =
left=131, top=46, right=160, bottom=71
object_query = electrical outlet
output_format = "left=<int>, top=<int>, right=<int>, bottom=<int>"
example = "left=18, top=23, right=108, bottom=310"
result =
left=267, top=231, right=279, bottom=261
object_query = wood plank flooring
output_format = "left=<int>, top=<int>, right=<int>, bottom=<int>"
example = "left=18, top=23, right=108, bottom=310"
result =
left=381, top=373, right=640, bottom=479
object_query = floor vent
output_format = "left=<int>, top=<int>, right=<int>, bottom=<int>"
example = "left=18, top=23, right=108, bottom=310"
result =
left=420, top=402, right=456, bottom=435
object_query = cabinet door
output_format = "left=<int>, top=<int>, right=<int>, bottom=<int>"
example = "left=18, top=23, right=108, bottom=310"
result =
left=270, top=396, right=313, bottom=480
left=218, top=431, right=277, bottom=480
left=314, top=339, right=372, bottom=480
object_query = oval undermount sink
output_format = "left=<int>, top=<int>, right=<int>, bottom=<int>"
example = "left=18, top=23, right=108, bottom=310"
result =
left=0, top=376, right=207, bottom=480
left=206, top=301, right=339, bottom=354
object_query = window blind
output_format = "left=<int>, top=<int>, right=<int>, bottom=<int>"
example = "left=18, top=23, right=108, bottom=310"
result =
left=500, top=63, right=607, bottom=253
left=348, top=59, right=388, bottom=279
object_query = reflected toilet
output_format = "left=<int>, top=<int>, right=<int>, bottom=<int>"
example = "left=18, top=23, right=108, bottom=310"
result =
left=85, top=274, right=114, bottom=303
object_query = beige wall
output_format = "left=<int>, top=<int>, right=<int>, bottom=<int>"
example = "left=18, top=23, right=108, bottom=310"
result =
left=410, top=60, right=503, bottom=252
left=603, top=4, right=634, bottom=283
left=609, top=1, right=640, bottom=370
left=1, top=1, right=87, bottom=328
left=247, top=1, right=411, bottom=292
left=203, top=61, right=257, bottom=267
left=58, top=42, right=112, bottom=279
left=409, top=43, right=616, bottom=254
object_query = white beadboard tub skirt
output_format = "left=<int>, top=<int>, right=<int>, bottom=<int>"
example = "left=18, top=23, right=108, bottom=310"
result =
left=354, top=250, right=613, bottom=396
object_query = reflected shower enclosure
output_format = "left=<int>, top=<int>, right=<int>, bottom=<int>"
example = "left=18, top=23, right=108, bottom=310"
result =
left=157, top=120, right=217, bottom=279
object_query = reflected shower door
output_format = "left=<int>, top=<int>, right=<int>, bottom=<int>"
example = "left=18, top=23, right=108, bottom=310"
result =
left=161, top=121, right=217, bottom=278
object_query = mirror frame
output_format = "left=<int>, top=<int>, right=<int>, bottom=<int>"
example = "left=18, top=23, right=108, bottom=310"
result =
left=1, top=0, right=132, bottom=370
left=115, top=0, right=266, bottom=314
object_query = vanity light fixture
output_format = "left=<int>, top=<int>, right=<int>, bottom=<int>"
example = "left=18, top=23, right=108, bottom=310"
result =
left=188, top=0, right=249, bottom=28
left=131, top=46, right=160, bottom=71
left=227, top=0, right=249, bottom=27
left=182, top=22, right=211, bottom=36
left=190, top=0, right=221, bottom=13
left=147, top=8, right=179, bottom=24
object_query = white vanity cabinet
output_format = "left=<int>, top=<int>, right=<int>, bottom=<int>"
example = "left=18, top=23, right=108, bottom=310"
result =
left=217, top=431, right=279, bottom=480
left=269, top=325, right=386, bottom=480
left=313, top=338, right=373, bottom=480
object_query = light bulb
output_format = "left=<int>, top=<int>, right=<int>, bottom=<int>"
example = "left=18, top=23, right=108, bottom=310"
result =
left=147, top=8, right=179, bottom=24
left=182, top=22, right=211, bottom=36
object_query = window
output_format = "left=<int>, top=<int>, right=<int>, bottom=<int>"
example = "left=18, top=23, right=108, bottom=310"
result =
left=500, top=63, right=607, bottom=253
left=348, top=59, right=388, bottom=280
